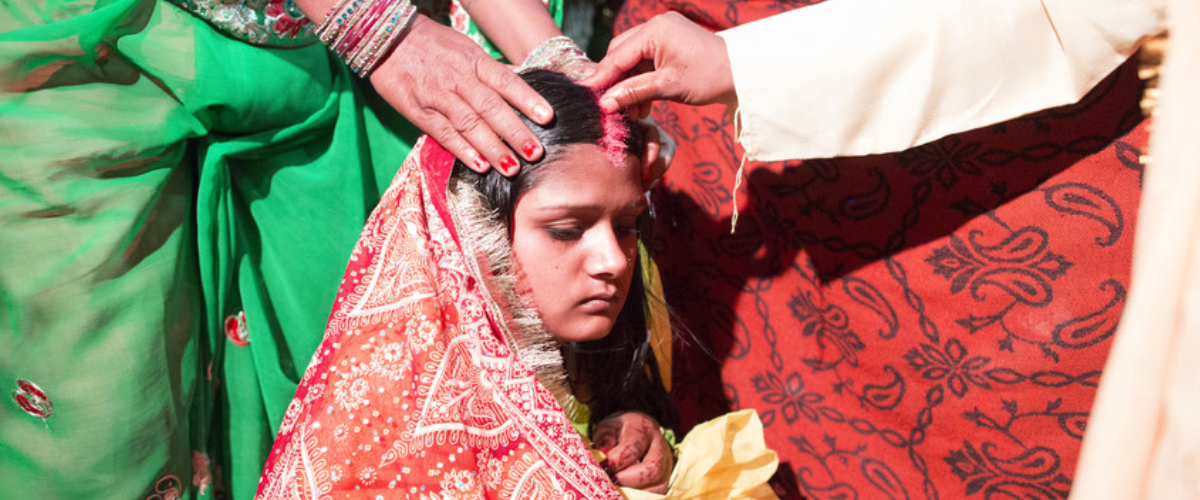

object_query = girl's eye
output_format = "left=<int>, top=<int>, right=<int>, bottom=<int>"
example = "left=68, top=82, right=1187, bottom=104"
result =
left=545, top=227, right=583, bottom=241
left=617, top=225, right=640, bottom=238
left=616, top=216, right=642, bottom=238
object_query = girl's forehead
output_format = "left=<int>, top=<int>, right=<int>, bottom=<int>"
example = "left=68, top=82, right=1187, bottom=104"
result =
left=540, top=144, right=639, bottom=183
left=520, top=145, right=643, bottom=210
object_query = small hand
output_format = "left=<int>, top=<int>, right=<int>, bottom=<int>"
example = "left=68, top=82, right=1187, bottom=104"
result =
left=593, top=412, right=674, bottom=494
left=370, top=15, right=553, bottom=175
left=581, top=12, right=736, bottom=115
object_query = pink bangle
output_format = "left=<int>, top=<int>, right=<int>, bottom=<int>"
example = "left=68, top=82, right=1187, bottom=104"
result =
left=315, top=0, right=416, bottom=79
left=336, top=0, right=391, bottom=57
left=351, top=2, right=417, bottom=76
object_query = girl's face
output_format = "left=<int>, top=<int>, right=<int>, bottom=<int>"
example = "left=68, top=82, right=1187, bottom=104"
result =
left=510, top=143, right=645, bottom=343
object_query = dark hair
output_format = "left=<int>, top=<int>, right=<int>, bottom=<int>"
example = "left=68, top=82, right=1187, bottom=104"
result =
left=455, top=70, right=677, bottom=432
left=464, top=70, right=647, bottom=226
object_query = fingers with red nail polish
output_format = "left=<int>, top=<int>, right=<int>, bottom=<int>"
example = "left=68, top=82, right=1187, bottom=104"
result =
left=471, top=155, right=490, bottom=173
left=499, top=155, right=519, bottom=175
left=366, top=17, right=549, bottom=179
left=522, top=140, right=541, bottom=160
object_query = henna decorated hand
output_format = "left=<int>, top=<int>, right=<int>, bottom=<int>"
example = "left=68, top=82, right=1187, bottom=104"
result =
left=593, top=411, right=674, bottom=494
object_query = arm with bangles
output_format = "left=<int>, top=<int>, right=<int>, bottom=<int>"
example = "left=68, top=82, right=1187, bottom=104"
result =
left=288, top=0, right=555, bottom=174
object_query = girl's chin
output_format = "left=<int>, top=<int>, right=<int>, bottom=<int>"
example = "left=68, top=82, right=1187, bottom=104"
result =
left=547, top=316, right=616, bottom=343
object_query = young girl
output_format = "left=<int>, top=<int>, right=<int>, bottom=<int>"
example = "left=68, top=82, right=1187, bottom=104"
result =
left=256, top=71, right=774, bottom=500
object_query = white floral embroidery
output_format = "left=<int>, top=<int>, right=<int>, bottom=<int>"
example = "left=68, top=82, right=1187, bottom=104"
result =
left=441, top=469, right=475, bottom=492
left=358, top=466, right=377, bottom=485
left=410, top=315, right=439, bottom=352
left=333, top=372, right=370, bottom=411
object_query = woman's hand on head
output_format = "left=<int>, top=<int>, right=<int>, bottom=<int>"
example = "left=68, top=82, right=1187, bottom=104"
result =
left=370, top=15, right=553, bottom=175
left=581, top=12, right=736, bottom=116
left=592, top=411, right=674, bottom=494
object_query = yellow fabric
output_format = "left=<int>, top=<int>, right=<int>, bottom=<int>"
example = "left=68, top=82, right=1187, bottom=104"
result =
left=622, top=410, right=779, bottom=500
left=568, top=395, right=593, bottom=436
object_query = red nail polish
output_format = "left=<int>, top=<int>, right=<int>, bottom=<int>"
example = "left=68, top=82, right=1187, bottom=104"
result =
left=473, top=155, right=489, bottom=171
left=522, top=140, right=539, bottom=159
left=500, top=156, right=518, bottom=174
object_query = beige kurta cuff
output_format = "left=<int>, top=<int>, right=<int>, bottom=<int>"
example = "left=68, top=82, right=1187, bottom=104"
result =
left=718, top=0, right=1163, bottom=162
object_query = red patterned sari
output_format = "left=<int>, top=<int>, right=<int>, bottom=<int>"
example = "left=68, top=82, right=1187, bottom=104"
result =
left=256, top=137, right=619, bottom=500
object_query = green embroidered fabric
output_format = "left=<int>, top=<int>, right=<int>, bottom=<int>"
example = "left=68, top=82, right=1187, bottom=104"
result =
left=166, top=0, right=317, bottom=46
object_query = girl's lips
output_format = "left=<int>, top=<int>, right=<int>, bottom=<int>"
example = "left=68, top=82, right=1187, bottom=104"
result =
left=578, top=295, right=618, bottom=313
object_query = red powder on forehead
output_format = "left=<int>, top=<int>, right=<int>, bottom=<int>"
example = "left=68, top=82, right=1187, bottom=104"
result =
left=594, top=88, right=630, bottom=168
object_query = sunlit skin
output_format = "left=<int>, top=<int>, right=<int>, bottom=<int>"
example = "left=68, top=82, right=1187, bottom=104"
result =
left=511, top=143, right=645, bottom=343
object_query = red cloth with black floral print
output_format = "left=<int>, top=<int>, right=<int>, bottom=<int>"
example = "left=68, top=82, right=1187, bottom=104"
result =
left=616, top=1, right=1148, bottom=499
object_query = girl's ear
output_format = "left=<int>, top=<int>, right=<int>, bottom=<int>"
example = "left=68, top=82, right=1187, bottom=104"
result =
left=638, top=119, right=674, bottom=190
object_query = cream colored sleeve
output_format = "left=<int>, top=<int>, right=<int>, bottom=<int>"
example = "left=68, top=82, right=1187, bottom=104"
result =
left=718, top=0, right=1164, bottom=162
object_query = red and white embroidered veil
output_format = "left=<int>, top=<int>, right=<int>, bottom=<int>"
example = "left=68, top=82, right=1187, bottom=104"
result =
left=256, top=137, right=620, bottom=500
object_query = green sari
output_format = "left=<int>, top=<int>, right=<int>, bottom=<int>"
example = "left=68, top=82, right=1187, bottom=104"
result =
left=0, top=0, right=559, bottom=498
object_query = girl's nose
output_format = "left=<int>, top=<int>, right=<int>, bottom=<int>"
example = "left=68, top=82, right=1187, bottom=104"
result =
left=585, top=225, right=632, bottom=279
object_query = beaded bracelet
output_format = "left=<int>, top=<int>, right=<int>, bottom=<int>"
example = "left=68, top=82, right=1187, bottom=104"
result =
left=518, top=35, right=589, bottom=76
left=315, top=0, right=417, bottom=78
left=350, top=1, right=417, bottom=75
left=332, top=0, right=390, bottom=56
left=317, top=0, right=363, bottom=45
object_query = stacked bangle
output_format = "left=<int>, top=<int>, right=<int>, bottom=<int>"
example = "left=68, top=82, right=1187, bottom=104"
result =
left=315, top=0, right=417, bottom=78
